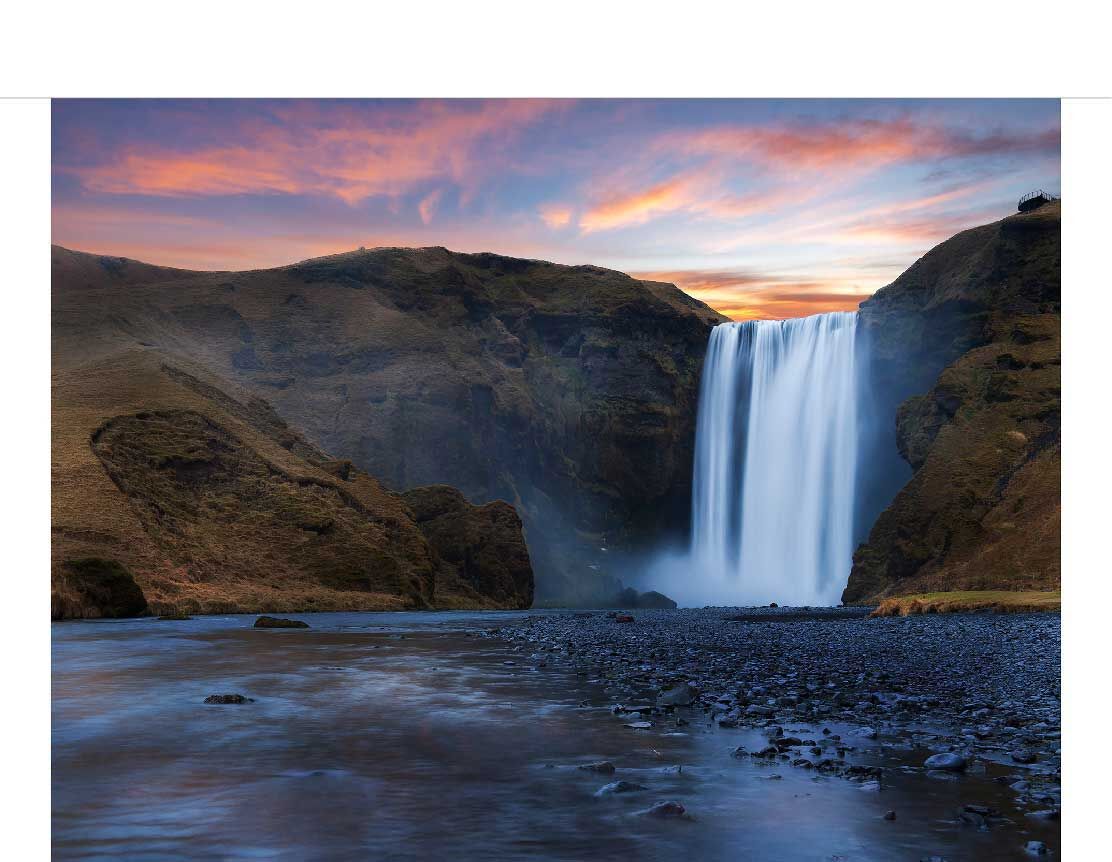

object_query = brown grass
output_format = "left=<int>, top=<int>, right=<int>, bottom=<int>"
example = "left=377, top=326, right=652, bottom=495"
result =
left=870, top=590, right=1060, bottom=617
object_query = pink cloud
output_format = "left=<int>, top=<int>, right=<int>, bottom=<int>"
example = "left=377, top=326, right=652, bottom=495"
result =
left=60, top=100, right=566, bottom=206
left=418, top=189, right=443, bottom=225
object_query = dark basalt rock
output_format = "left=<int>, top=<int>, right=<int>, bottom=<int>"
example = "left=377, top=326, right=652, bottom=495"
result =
left=204, top=693, right=254, bottom=704
left=254, top=616, right=310, bottom=629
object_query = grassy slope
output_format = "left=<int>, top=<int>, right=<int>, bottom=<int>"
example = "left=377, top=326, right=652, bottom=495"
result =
left=52, top=350, right=523, bottom=616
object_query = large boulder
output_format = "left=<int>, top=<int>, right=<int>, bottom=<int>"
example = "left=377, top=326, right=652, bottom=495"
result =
left=402, top=485, right=533, bottom=609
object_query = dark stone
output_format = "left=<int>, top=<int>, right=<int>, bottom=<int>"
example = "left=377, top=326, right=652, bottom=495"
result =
left=577, top=761, right=615, bottom=774
left=204, top=693, right=254, bottom=704
left=641, top=801, right=691, bottom=819
left=253, top=616, right=310, bottom=629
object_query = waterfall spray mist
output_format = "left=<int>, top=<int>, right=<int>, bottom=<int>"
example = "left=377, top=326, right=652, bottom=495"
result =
left=681, top=311, right=859, bottom=606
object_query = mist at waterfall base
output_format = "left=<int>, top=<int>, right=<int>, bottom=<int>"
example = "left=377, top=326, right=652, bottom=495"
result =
left=644, top=311, right=905, bottom=608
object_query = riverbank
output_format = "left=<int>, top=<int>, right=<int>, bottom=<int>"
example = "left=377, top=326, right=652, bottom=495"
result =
left=488, top=607, right=1061, bottom=840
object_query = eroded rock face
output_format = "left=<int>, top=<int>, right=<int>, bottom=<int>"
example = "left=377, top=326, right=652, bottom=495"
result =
left=844, top=203, right=1060, bottom=603
left=402, top=485, right=533, bottom=609
left=52, top=246, right=724, bottom=603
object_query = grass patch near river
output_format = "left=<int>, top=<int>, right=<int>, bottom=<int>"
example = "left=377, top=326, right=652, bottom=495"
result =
left=871, top=590, right=1060, bottom=617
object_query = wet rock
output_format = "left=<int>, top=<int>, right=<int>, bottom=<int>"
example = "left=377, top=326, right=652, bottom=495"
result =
left=578, top=761, right=615, bottom=774
left=1024, top=841, right=1048, bottom=856
left=924, top=752, right=967, bottom=771
left=624, top=721, right=652, bottom=730
left=614, top=615, right=635, bottom=624
left=657, top=682, right=697, bottom=707
left=883, top=810, right=897, bottom=821
left=204, top=693, right=254, bottom=704
left=1011, top=749, right=1037, bottom=764
left=253, top=616, right=309, bottom=629
left=640, top=801, right=691, bottom=820
left=594, top=780, right=647, bottom=797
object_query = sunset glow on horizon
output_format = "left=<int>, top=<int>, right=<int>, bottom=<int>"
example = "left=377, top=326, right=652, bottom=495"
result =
left=52, top=99, right=1059, bottom=320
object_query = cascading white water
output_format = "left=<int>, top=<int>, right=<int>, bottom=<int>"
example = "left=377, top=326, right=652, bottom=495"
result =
left=689, top=311, right=859, bottom=606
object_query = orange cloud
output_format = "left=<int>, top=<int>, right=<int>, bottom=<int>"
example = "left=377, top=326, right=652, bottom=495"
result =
left=580, top=177, right=700, bottom=233
left=633, top=268, right=880, bottom=320
left=538, top=203, right=573, bottom=229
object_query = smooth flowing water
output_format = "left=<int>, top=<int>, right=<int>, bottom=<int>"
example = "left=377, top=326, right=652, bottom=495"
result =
left=689, top=312, right=859, bottom=606
left=53, top=613, right=1054, bottom=861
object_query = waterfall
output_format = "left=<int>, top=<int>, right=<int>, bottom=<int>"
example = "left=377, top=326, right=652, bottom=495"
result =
left=690, top=311, right=859, bottom=606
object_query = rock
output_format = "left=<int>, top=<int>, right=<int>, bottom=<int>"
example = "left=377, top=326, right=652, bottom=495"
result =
left=1011, top=749, right=1038, bottom=764
left=402, top=485, right=533, bottom=608
left=657, top=682, right=697, bottom=707
left=745, top=704, right=774, bottom=717
left=640, top=801, right=691, bottom=820
left=624, top=721, right=652, bottom=730
left=594, top=780, right=647, bottom=797
left=614, top=615, right=635, bottom=623
left=883, top=810, right=896, bottom=821
left=1024, top=841, right=1048, bottom=856
left=254, top=616, right=310, bottom=629
left=843, top=202, right=1061, bottom=604
left=859, top=727, right=878, bottom=740
left=577, top=761, right=615, bottom=774
left=924, top=752, right=967, bottom=771
left=614, top=587, right=678, bottom=610
left=204, top=693, right=254, bottom=704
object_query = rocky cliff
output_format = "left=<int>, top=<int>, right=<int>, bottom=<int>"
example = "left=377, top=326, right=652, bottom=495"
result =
left=52, top=245, right=724, bottom=605
left=51, top=352, right=533, bottom=618
left=843, top=201, right=1061, bottom=603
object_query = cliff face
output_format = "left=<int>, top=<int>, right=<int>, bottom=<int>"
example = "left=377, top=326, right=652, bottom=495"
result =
left=53, top=246, right=724, bottom=603
left=51, top=353, right=533, bottom=618
left=843, top=202, right=1061, bottom=603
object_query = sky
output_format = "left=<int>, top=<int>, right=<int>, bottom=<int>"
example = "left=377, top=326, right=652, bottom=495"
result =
left=52, top=99, right=1060, bottom=320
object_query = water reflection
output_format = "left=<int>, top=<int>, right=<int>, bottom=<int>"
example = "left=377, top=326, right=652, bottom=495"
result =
left=53, top=613, right=1056, bottom=860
